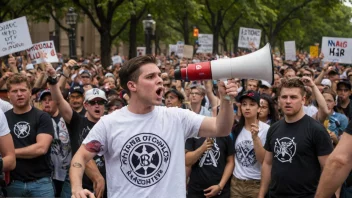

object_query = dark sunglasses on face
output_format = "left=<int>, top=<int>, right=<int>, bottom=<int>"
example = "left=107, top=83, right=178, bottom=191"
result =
left=88, top=100, right=106, bottom=106
left=337, top=88, right=350, bottom=92
left=81, top=75, right=90, bottom=79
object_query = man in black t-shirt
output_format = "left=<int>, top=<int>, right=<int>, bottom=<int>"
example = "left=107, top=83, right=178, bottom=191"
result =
left=258, top=78, right=333, bottom=198
left=46, top=63, right=106, bottom=198
left=68, top=85, right=87, bottom=117
left=316, top=120, right=352, bottom=198
left=335, top=80, right=352, bottom=120
left=185, top=137, right=234, bottom=198
left=4, top=74, right=55, bottom=197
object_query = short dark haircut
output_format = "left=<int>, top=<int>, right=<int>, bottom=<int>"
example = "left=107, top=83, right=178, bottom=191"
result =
left=277, top=78, right=305, bottom=96
left=6, top=73, right=31, bottom=91
left=119, top=56, right=157, bottom=95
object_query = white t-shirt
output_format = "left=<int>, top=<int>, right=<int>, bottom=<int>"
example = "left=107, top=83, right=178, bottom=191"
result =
left=303, top=105, right=318, bottom=117
left=0, top=99, right=13, bottom=113
left=0, top=109, right=10, bottom=136
left=82, top=106, right=205, bottom=198
left=233, top=121, right=269, bottom=180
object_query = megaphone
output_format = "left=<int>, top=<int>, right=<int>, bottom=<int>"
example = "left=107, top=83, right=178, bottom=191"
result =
left=174, top=43, right=274, bottom=84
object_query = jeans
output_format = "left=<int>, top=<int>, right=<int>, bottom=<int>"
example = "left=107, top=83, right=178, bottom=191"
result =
left=5, top=177, right=55, bottom=197
left=60, top=177, right=72, bottom=198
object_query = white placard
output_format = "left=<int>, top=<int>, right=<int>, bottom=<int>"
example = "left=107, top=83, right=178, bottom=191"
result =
left=177, top=44, right=184, bottom=58
left=238, top=27, right=262, bottom=49
left=137, top=47, right=146, bottom=56
left=322, top=37, right=352, bottom=64
left=111, top=55, right=122, bottom=65
left=197, top=34, right=213, bottom=53
left=284, top=41, right=296, bottom=61
left=26, top=41, right=58, bottom=64
left=169, top=45, right=177, bottom=55
left=0, top=16, right=32, bottom=57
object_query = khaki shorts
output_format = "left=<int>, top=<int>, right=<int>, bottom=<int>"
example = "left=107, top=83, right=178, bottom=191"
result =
left=230, top=176, right=260, bottom=198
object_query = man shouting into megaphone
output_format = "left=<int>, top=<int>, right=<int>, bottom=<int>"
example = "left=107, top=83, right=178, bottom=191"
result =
left=69, top=55, right=238, bottom=198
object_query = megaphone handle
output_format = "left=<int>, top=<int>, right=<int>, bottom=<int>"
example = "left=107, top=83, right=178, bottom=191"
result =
left=220, top=79, right=231, bottom=101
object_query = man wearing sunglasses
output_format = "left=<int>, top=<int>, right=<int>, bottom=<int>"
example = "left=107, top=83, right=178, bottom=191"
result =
left=46, top=63, right=107, bottom=198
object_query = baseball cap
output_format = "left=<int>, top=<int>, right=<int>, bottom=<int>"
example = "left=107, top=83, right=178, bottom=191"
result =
left=79, top=70, right=91, bottom=77
left=321, top=79, right=331, bottom=88
left=238, top=90, right=260, bottom=105
left=84, top=88, right=107, bottom=102
left=105, top=73, right=115, bottom=78
left=260, top=80, right=272, bottom=88
left=39, top=89, right=51, bottom=101
left=337, top=79, right=352, bottom=90
left=69, top=85, right=84, bottom=95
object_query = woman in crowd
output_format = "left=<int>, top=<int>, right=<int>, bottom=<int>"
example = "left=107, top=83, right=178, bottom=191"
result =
left=230, top=90, right=270, bottom=198
left=258, top=94, right=278, bottom=125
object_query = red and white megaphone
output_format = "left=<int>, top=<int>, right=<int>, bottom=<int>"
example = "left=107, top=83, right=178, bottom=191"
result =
left=174, top=43, right=274, bottom=84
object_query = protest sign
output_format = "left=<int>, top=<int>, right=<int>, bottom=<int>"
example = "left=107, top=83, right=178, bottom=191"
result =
left=137, top=47, right=146, bottom=56
left=284, top=41, right=296, bottom=61
left=321, top=37, right=352, bottom=64
left=112, top=55, right=122, bottom=65
left=183, top=45, right=194, bottom=58
left=0, top=16, right=32, bottom=57
left=197, top=34, right=213, bottom=53
left=238, top=27, right=261, bottom=49
left=177, top=44, right=184, bottom=57
left=169, top=45, right=177, bottom=55
left=26, top=41, right=58, bottom=64
left=310, top=46, right=319, bottom=58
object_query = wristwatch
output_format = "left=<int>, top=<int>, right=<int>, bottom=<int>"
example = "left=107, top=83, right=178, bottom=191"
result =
left=47, top=75, right=58, bottom=85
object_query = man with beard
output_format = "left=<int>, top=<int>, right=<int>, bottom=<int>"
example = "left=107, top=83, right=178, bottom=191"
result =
left=39, top=89, right=72, bottom=197
left=46, top=63, right=106, bottom=198
left=68, top=85, right=86, bottom=117
left=258, top=78, right=333, bottom=198
left=4, top=74, right=55, bottom=197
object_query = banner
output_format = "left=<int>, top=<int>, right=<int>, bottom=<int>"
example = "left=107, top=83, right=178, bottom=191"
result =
left=26, top=41, right=58, bottom=64
left=197, top=34, right=213, bottom=53
left=310, top=46, right=319, bottom=58
left=137, top=47, right=146, bottom=56
left=111, top=55, right=122, bottom=65
left=183, top=45, right=194, bottom=59
left=284, top=41, right=296, bottom=61
left=169, top=45, right=177, bottom=55
left=238, top=27, right=261, bottom=49
left=0, top=16, right=32, bottom=57
left=321, top=37, right=352, bottom=63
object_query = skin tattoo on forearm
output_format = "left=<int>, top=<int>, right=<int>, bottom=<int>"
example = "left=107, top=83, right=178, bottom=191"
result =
left=72, top=162, right=82, bottom=168
left=85, top=140, right=103, bottom=153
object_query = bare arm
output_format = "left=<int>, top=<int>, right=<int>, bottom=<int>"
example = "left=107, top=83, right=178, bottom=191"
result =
left=185, top=139, right=210, bottom=167
left=218, top=155, right=234, bottom=190
left=0, top=134, right=16, bottom=171
left=85, top=160, right=105, bottom=198
left=315, top=133, right=352, bottom=198
left=204, top=80, right=220, bottom=112
left=15, top=133, right=53, bottom=159
left=33, top=71, right=45, bottom=88
left=70, top=145, right=97, bottom=197
left=46, top=63, right=73, bottom=124
left=258, top=151, right=273, bottom=198
left=253, top=136, right=266, bottom=164
left=312, top=84, right=329, bottom=123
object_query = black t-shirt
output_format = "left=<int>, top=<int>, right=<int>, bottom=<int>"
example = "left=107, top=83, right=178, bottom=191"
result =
left=5, top=107, right=54, bottom=181
left=67, top=111, right=106, bottom=192
left=78, top=108, right=87, bottom=117
left=264, top=115, right=333, bottom=198
left=185, top=136, right=234, bottom=194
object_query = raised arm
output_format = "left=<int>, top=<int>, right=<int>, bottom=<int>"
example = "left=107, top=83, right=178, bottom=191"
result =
left=46, top=62, right=73, bottom=124
left=198, top=80, right=237, bottom=137
left=258, top=151, right=273, bottom=198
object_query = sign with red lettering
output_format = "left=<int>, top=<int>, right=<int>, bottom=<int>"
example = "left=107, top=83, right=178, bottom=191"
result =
left=321, top=37, right=352, bottom=63
left=0, top=16, right=32, bottom=57
left=26, top=41, right=58, bottom=64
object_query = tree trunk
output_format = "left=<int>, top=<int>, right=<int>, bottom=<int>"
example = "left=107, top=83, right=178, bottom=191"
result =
left=221, top=35, right=227, bottom=52
left=183, top=12, right=189, bottom=45
left=129, top=14, right=138, bottom=59
left=100, top=30, right=112, bottom=68
left=213, top=28, right=219, bottom=54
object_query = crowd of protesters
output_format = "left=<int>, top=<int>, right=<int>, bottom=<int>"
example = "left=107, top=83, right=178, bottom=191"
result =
left=0, top=46, right=351, bottom=198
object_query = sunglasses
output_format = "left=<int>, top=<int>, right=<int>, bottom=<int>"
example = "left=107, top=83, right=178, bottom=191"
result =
left=81, top=75, right=90, bottom=79
left=88, top=100, right=106, bottom=106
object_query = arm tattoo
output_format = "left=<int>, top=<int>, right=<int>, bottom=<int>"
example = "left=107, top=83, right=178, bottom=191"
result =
left=85, top=140, right=103, bottom=153
left=72, top=162, right=82, bottom=168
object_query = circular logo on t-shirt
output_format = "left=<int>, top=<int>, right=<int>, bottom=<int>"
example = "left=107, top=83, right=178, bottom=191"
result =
left=235, top=140, right=256, bottom=167
left=13, top=121, right=31, bottom=138
left=120, top=133, right=171, bottom=188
